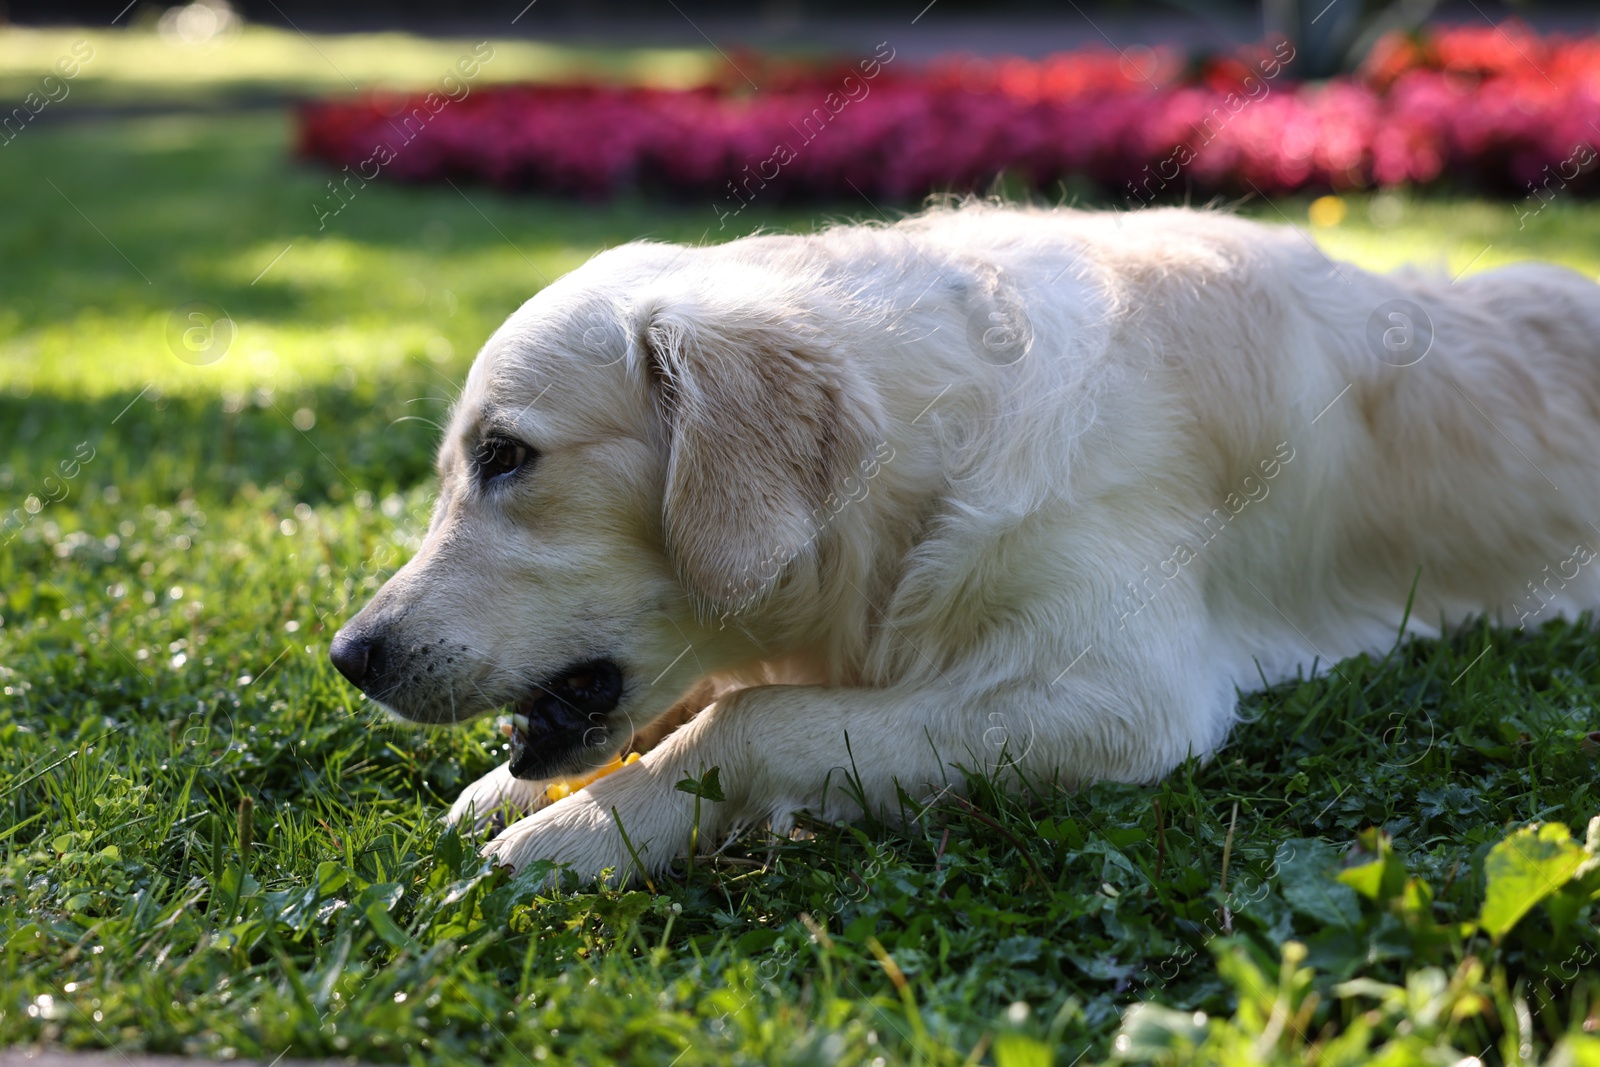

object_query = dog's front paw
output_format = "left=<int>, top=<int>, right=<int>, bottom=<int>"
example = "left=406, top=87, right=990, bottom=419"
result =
left=446, top=762, right=551, bottom=836
left=480, top=764, right=698, bottom=885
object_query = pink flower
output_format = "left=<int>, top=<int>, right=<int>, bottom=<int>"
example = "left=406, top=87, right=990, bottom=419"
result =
left=294, top=24, right=1600, bottom=204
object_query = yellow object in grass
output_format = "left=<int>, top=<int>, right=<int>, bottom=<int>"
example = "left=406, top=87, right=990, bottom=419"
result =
left=1308, top=195, right=1347, bottom=228
left=545, top=752, right=640, bottom=803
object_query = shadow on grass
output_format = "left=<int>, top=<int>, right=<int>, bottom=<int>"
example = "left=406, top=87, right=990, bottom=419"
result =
left=0, top=385, right=439, bottom=511
left=0, top=110, right=885, bottom=338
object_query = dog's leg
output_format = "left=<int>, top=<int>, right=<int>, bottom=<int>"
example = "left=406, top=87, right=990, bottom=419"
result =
left=481, top=671, right=1226, bottom=883
left=621, top=677, right=720, bottom=755
left=446, top=762, right=554, bottom=835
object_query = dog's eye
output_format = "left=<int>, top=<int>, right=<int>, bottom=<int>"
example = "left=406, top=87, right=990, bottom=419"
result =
left=473, top=435, right=530, bottom=484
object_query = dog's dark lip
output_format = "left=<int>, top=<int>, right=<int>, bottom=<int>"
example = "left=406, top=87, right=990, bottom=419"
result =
left=507, top=658, right=623, bottom=779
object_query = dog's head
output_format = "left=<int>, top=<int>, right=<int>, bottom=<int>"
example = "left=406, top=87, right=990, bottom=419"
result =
left=328, top=240, right=878, bottom=779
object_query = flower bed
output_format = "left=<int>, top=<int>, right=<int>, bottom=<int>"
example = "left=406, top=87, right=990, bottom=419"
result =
left=295, top=24, right=1600, bottom=207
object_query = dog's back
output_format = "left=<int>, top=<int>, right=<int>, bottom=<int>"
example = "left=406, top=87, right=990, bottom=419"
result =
left=875, top=205, right=1600, bottom=681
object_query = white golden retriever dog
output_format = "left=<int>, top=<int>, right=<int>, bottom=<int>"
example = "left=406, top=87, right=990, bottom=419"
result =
left=329, top=204, right=1600, bottom=883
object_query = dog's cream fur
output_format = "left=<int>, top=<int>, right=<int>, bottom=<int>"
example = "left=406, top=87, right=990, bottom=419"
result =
left=335, top=204, right=1600, bottom=883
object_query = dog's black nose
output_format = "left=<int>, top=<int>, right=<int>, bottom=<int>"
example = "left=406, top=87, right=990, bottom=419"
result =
left=329, top=628, right=373, bottom=688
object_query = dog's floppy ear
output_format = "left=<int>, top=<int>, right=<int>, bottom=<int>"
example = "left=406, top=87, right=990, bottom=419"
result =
left=639, top=298, right=875, bottom=613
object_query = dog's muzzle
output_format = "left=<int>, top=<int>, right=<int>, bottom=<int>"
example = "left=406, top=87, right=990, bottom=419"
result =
left=508, top=659, right=624, bottom=779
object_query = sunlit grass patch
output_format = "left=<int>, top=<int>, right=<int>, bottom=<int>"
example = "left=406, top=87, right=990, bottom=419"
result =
left=1305, top=191, right=1600, bottom=279
left=0, top=24, right=725, bottom=108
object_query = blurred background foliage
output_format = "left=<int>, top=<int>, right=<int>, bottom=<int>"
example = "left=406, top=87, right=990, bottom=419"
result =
left=5, top=0, right=1597, bottom=79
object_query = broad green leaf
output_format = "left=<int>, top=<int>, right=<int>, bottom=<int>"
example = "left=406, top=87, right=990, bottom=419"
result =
left=1549, top=1033, right=1600, bottom=1067
left=675, top=766, right=725, bottom=802
left=314, top=859, right=348, bottom=897
left=1337, top=829, right=1408, bottom=903
left=1479, top=822, right=1587, bottom=939
left=993, top=1031, right=1054, bottom=1067
left=1275, top=839, right=1361, bottom=928
left=364, top=900, right=416, bottom=950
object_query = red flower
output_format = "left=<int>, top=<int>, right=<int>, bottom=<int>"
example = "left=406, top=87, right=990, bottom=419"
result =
left=294, top=24, right=1600, bottom=205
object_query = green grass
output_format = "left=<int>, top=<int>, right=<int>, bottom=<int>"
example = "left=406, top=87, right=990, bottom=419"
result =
left=3, top=84, right=1600, bottom=1067
left=0, top=25, right=726, bottom=107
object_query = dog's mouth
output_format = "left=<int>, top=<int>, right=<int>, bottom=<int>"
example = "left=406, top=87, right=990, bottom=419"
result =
left=506, top=658, right=624, bottom=780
